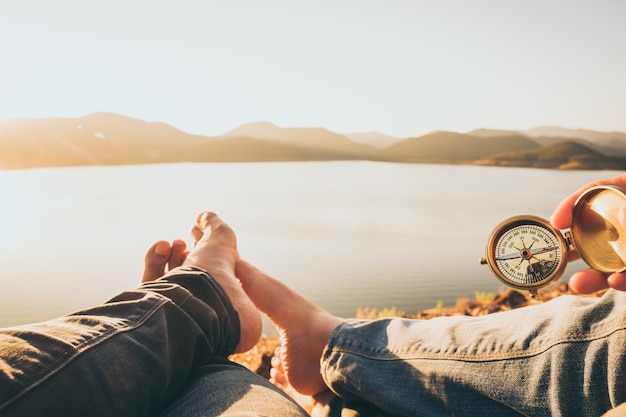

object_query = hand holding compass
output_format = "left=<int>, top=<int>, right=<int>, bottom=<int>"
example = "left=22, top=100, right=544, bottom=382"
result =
left=480, top=186, right=626, bottom=298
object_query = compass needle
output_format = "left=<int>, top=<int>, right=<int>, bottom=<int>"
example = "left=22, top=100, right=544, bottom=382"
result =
left=530, top=246, right=559, bottom=256
left=495, top=252, right=523, bottom=261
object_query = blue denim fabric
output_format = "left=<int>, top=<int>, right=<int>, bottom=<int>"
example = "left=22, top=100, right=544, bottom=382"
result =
left=6, top=265, right=626, bottom=417
left=157, top=361, right=308, bottom=417
left=322, top=290, right=626, bottom=417
left=0, top=267, right=305, bottom=417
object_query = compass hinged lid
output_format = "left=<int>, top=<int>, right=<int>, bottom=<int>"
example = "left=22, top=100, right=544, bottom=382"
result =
left=571, top=186, right=626, bottom=273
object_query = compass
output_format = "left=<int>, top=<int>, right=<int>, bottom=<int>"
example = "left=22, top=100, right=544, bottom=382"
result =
left=480, top=186, right=626, bottom=297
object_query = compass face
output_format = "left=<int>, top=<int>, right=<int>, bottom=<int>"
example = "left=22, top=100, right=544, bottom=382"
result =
left=485, top=216, right=568, bottom=290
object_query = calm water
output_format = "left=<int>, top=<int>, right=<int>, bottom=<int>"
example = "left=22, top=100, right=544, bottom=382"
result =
left=0, top=162, right=620, bottom=329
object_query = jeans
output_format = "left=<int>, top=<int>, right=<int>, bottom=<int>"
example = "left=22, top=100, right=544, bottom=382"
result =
left=2, top=267, right=625, bottom=416
left=0, top=267, right=307, bottom=417
left=322, top=289, right=626, bottom=417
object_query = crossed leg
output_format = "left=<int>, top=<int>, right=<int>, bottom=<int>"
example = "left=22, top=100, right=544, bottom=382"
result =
left=140, top=215, right=311, bottom=417
left=141, top=212, right=262, bottom=353
left=140, top=213, right=343, bottom=404
left=235, top=260, right=344, bottom=396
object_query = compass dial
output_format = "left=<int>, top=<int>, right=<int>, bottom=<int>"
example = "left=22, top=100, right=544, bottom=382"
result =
left=482, top=216, right=569, bottom=291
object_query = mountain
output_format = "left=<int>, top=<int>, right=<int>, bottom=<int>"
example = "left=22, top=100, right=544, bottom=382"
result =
left=377, top=131, right=540, bottom=163
left=343, top=131, right=401, bottom=149
left=1, top=113, right=624, bottom=170
left=522, top=127, right=626, bottom=157
left=467, top=128, right=518, bottom=138
left=523, top=126, right=626, bottom=143
left=468, top=127, right=626, bottom=157
left=474, top=140, right=626, bottom=170
left=0, top=114, right=375, bottom=169
left=221, top=121, right=282, bottom=139
left=220, top=122, right=376, bottom=158
left=0, top=112, right=205, bottom=169
left=186, top=136, right=367, bottom=162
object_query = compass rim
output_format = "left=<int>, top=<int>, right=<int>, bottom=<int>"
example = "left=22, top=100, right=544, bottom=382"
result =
left=484, top=215, right=569, bottom=291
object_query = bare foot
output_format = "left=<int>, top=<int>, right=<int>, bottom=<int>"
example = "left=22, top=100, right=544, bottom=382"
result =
left=141, top=239, right=188, bottom=283
left=183, top=212, right=262, bottom=353
left=235, top=259, right=344, bottom=395
left=270, top=347, right=336, bottom=417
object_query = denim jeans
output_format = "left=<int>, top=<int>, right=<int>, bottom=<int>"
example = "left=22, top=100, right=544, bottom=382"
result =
left=322, top=289, right=626, bottom=417
left=0, top=267, right=308, bottom=417
left=2, top=267, right=626, bottom=416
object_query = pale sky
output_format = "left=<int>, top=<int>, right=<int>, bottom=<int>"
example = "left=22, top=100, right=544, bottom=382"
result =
left=1, top=0, right=625, bottom=138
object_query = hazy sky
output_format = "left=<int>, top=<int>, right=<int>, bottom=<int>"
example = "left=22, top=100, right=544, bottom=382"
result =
left=1, top=0, right=625, bottom=138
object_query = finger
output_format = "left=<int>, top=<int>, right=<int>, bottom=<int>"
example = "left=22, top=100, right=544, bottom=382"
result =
left=567, top=250, right=581, bottom=263
left=551, top=191, right=583, bottom=230
left=550, top=174, right=626, bottom=230
left=607, top=272, right=626, bottom=292
left=568, top=269, right=610, bottom=294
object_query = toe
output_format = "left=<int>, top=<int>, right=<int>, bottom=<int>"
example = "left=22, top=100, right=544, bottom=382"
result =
left=190, top=225, right=204, bottom=246
left=142, top=240, right=171, bottom=283
left=168, top=239, right=188, bottom=268
left=198, top=211, right=220, bottom=229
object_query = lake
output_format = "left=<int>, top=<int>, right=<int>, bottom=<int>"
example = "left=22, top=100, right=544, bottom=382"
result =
left=0, top=162, right=620, bottom=330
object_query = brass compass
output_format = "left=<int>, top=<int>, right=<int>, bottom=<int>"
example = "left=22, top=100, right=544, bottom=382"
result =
left=480, top=186, right=626, bottom=297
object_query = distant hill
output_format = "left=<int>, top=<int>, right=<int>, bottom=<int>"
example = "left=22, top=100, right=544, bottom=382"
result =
left=219, top=122, right=376, bottom=158
left=523, top=126, right=626, bottom=144
left=0, top=112, right=204, bottom=169
left=221, top=122, right=399, bottom=150
left=344, top=131, right=401, bottom=149
left=471, top=127, right=626, bottom=157
left=527, top=136, right=626, bottom=158
left=0, top=114, right=375, bottom=169
left=186, top=136, right=367, bottom=162
left=0, top=113, right=624, bottom=170
left=467, top=128, right=518, bottom=138
left=221, top=121, right=281, bottom=139
left=474, top=140, right=626, bottom=170
left=376, top=131, right=540, bottom=163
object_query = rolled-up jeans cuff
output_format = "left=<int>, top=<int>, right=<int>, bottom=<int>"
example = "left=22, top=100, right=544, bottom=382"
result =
left=139, top=266, right=241, bottom=356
